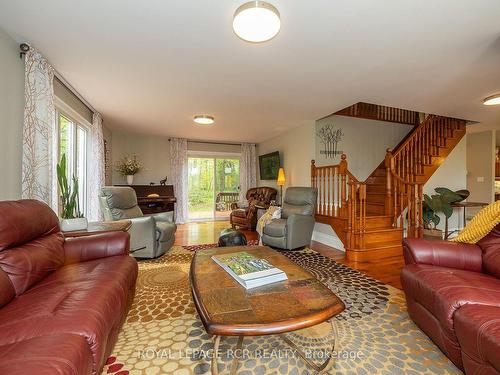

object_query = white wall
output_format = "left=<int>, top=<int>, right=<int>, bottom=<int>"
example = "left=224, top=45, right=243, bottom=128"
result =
left=424, top=137, right=467, bottom=232
left=467, top=131, right=495, bottom=210
left=256, top=121, right=315, bottom=196
left=315, top=115, right=413, bottom=180
left=111, top=130, right=171, bottom=185
left=0, top=27, right=24, bottom=200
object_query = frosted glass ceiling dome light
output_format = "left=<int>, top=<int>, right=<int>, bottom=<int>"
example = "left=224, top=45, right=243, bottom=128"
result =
left=233, top=1, right=281, bottom=43
left=193, top=115, right=215, bottom=125
left=483, top=94, right=500, bottom=106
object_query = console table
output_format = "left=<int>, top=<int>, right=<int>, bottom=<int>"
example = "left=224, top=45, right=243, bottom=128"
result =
left=444, top=201, right=489, bottom=239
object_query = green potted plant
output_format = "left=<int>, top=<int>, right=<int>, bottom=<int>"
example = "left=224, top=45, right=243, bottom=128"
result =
left=423, top=187, right=469, bottom=239
left=116, top=154, right=142, bottom=185
left=57, top=154, right=87, bottom=231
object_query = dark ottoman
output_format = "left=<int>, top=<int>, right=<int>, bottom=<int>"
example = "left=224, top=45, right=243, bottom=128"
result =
left=218, top=228, right=247, bottom=247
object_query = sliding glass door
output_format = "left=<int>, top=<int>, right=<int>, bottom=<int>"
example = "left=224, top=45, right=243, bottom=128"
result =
left=188, top=155, right=240, bottom=220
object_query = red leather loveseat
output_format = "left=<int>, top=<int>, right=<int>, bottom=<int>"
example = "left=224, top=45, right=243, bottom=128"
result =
left=401, top=225, right=500, bottom=374
left=0, top=200, right=138, bottom=375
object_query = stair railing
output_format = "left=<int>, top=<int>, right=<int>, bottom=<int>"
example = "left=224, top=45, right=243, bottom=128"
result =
left=385, top=150, right=423, bottom=238
left=390, top=115, right=465, bottom=183
left=385, top=115, right=465, bottom=238
left=311, top=154, right=367, bottom=249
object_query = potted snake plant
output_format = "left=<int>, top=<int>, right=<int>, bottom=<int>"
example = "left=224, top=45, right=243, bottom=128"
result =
left=57, top=154, right=88, bottom=231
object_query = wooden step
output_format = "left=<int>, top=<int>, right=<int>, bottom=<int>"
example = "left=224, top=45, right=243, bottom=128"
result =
left=345, top=244, right=403, bottom=262
left=364, top=215, right=393, bottom=229
left=363, top=228, right=403, bottom=245
left=365, top=192, right=386, bottom=204
left=366, top=183, right=386, bottom=194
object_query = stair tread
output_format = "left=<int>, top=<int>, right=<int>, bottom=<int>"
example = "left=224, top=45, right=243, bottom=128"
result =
left=363, top=227, right=402, bottom=234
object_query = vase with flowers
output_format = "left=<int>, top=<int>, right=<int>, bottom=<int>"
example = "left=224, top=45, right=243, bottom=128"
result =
left=116, top=154, right=143, bottom=185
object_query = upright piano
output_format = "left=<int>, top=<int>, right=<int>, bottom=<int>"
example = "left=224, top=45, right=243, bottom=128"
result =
left=118, top=185, right=176, bottom=215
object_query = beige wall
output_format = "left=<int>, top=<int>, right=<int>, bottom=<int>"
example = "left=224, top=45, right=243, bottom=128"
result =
left=467, top=131, right=495, bottom=207
left=315, top=115, right=413, bottom=180
left=0, top=27, right=24, bottom=200
left=256, top=121, right=316, bottom=199
left=111, top=130, right=171, bottom=185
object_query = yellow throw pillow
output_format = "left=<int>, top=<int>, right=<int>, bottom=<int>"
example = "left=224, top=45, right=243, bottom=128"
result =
left=452, top=200, right=500, bottom=244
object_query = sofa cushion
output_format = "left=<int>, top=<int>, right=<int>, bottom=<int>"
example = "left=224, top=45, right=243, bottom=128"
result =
left=0, top=255, right=137, bottom=372
left=0, top=334, right=93, bottom=375
left=0, top=268, right=15, bottom=308
left=0, top=232, right=65, bottom=296
left=401, top=264, right=500, bottom=340
left=263, top=219, right=287, bottom=237
left=455, top=304, right=500, bottom=374
left=478, top=224, right=500, bottom=279
left=0, top=200, right=60, bottom=251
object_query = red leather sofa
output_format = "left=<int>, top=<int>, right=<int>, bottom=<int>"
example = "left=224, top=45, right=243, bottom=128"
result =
left=0, top=200, right=138, bottom=375
left=401, top=225, right=500, bottom=374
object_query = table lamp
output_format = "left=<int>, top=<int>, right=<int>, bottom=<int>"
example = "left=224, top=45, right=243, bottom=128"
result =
left=277, top=168, right=286, bottom=205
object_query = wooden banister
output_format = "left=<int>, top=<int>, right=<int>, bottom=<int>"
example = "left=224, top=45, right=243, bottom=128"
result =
left=311, top=113, right=466, bottom=258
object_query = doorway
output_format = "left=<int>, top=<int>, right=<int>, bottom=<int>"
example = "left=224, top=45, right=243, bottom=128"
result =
left=187, top=155, right=240, bottom=220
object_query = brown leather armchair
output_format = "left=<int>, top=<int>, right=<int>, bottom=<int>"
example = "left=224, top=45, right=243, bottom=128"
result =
left=401, top=224, right=500, bottom=374
left=230, top=187, right=277, bottom=230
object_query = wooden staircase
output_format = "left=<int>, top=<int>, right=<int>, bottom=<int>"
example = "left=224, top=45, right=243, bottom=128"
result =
left=311, top=113, right=466, bottom=262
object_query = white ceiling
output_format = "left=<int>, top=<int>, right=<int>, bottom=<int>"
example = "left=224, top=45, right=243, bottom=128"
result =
left=1, top=0, right=499, bottom=142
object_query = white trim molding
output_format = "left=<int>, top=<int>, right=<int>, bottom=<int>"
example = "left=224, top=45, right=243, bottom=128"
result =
left=312, top=230, right=345, bottom=251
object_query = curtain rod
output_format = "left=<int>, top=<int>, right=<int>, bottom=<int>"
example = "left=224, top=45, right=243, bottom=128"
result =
left=169, top=139, right=242, bottom=147
left=20, top=43, right=98, bottom=114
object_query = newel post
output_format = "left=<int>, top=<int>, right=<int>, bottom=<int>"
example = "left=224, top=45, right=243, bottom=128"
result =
left=311, top=160, right=316, bottom=188
left=384, top=149, right=394, bottom=216
left=339, top=154, right=348, bottom=212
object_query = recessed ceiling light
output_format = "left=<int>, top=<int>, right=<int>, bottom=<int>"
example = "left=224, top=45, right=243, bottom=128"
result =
left=193, top=115, right=215, bottom=125
left=483, top=94, right=500, bottom=106
left=233, top=1, right=280, bottom=43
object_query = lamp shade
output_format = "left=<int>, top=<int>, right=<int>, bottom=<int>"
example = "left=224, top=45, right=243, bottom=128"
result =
left=277, top=168, right=286, bottom=186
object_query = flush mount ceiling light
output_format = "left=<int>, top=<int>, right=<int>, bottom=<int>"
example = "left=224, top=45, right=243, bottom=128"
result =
left=483, top=94, right=500, bottom=106
left=193, top=115, right=215, bottom=125
left=233, top=1, right=280, bottom=43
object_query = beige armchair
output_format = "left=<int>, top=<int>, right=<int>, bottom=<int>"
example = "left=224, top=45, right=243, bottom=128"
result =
left=262, top=187, right=318, bottom=250
left=100, top=186, right=176, bottom=258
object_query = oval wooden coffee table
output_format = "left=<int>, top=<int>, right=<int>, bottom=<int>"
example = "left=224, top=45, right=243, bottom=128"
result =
left=190, top=246, right=345, bottom=374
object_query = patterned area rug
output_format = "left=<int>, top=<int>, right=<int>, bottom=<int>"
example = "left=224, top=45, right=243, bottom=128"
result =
left=102, top=245, right=462, bottom=375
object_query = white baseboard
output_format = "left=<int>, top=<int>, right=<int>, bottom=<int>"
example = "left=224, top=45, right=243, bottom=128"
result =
left=312, top=231, right=345, bottom=251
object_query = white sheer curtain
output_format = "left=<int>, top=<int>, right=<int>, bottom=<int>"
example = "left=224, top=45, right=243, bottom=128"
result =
left=22, top=48, right=58, bottom=211
left=239, top=143, right=257, bottom=201
left=87, top=112, right=105, bottom=221
left=170, top=138, right=188, bottom=224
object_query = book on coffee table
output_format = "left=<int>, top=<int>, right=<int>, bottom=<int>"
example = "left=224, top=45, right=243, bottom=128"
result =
left=212, top=251, right=287, bottom=289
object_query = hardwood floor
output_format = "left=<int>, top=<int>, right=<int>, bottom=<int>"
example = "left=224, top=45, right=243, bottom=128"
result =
left=175, top=220, right=404, bottom=289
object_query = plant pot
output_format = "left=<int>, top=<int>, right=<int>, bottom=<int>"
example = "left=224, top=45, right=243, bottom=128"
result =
left=126, top=175, right=134, bottom=185
left=423, top=228, right=443, bottom=240
left=60, top=217, right=88, bottom=232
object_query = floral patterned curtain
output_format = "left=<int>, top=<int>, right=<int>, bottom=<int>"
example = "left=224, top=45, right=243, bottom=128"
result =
left=239, top=143, right=257, bottom=201
left=87, top=112, right=105, bottom=221
left=21, top=48, right=58, bottom=211
left=169, top=138, right=188, bottom=224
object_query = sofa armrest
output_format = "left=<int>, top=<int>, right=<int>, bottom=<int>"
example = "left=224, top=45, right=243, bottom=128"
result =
left=128, top=217, right=156, bottom=253
left=149, top=211, right=174, bottom=223
left=403, top=238, right=483, bottom=272
left=64, top=232, right=130, bottom=265
left=286, top=214, right=315, bottom=249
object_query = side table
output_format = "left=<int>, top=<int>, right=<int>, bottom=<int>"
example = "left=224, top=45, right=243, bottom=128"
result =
left=62, top=220, right=132, bottom=238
